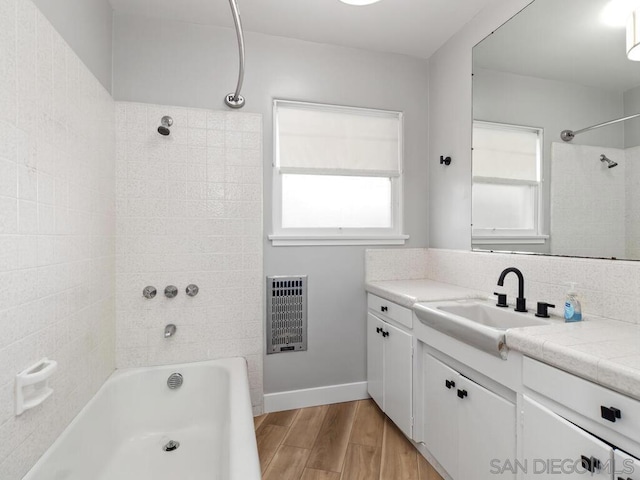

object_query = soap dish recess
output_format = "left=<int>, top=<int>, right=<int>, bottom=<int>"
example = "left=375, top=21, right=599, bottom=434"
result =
left=15, top=358, right=57, bottom=416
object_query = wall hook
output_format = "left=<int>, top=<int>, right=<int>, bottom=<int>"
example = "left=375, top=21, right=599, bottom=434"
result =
left=440, top=156, right=452, bottom=166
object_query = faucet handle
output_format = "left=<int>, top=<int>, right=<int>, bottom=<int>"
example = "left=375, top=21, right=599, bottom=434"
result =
left=535, top=302, right=556, bottom=318
left=493, top=292, right=508, bottom=308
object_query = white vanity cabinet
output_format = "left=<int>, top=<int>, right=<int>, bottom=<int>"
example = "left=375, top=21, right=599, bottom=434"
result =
left=615, top=450, right=640, bottom=480
left=522, top=358, right=640, bottom=479
left=366, top=294, right=413, bottom=438
left=422, top=353, right=516, bottom=480
left=522, top=396, right=613, bottom=479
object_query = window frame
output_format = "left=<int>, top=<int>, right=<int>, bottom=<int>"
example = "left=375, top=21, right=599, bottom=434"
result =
left=269, top=100, right=408, bottom=246
left=472, top=121, right=547, bottom=244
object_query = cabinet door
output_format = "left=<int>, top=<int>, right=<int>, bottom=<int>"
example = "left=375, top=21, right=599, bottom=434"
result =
left=457, top=376, right=516, bottom=480
left=615, top=450, right=640, bottom=480
left=383, top=321, right=413, bottom=438
left=522, top=396, right=613, bottom=479
left=367, top=313, right=384, bottom=410
left=423, top=353, right=460, bottom=479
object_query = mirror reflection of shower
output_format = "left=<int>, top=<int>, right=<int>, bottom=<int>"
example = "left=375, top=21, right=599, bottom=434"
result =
left=600, top=154, right=618, bottom=168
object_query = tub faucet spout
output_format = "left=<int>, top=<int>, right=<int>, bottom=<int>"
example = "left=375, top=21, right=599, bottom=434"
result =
left=164, top=324, right=176, bottom=338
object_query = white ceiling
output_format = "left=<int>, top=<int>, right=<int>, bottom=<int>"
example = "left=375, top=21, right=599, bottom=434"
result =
left=108, top=0, right=498, bottom=60
left=473, top=0, right=640, bottom=92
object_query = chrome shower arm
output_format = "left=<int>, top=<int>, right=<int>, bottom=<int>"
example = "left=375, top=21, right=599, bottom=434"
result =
left=561, top=113, right=640, bottom=142
left=225, top=0, right=246, bottom=109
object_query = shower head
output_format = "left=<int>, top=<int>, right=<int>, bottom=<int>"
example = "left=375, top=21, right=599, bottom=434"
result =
left=600, top=154, right=618, bottom=169
left=158, top=116, right=173, bottom=136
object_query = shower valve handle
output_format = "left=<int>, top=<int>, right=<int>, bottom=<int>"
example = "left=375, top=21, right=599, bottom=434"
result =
left=165, top=285, right=178, bottom=298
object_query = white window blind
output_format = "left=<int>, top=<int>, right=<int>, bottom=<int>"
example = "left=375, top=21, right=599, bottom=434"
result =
left=276, top=102, right=401, bottom=177
left=472, top=121, right=544, bottom=243
left=473, top=124, right=538, bottom=182
left=271, top=100, right=406, bottom=246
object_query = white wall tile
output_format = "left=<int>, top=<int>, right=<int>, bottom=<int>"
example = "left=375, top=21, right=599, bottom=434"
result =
left=115, top=101, right=264, bottom=413
left=0, top=1, right=116, bottom=476
left=426, top=249, right=640, bottom=324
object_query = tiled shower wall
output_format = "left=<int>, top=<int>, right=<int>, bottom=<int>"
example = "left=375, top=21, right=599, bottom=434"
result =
left=115, top=102, right=264, bottom=412
left=0, top=0, right=116, bottom=477
left=550, top=143, right=626, bottom=258
left=626, top=146, right=640, bottom=258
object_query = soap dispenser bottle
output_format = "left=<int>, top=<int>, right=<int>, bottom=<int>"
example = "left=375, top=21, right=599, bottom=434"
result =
left=564, top=282, right=582, bottom=323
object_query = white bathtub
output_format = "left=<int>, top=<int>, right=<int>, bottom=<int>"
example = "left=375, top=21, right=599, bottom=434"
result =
left=23, top=357, right=260, bottom=480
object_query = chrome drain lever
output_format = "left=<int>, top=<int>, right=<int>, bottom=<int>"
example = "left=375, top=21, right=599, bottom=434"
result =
left=163, top=440, right=180, bottom=452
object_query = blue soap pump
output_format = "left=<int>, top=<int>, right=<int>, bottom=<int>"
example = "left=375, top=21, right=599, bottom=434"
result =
left=564, top=282, right=582, bottom=323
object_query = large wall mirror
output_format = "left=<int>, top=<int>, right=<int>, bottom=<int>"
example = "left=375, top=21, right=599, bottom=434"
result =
left=472, top=0, right=640, bottom=259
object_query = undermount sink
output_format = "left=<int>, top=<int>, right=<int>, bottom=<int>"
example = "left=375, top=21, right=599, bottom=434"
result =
left=413, top=299, right=550, bottom=359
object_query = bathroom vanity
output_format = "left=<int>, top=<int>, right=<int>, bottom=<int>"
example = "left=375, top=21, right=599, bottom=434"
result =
left=366, top=278, right=640, bottom=480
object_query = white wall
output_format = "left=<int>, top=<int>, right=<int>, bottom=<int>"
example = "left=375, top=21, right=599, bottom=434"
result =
left=0, top=0, right=115, bottom=477
left=428, top=0, right=532, bottom=249
left=31, top=0, right=113, bottom=92
left=115, top=101, right=264, bottom=413
left=112, top=14, right=430, bottom=395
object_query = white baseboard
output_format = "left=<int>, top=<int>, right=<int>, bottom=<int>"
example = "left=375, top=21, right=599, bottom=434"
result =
left=263, top=381, right=370, bottom=413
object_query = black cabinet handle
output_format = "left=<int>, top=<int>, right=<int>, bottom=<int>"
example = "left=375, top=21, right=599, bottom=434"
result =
left=445, top=380, right=455, bottom=389
left=601, top=406, right=622, bottom=423
left=376, top=327, right=382, bottom=334
left=381, top=306, right=388, bottom=312
left=617, top=477, right=633, bottom=480
left=457, top=389, right=468, bottom=399
left=581, top=455, right=601, bottom=473
left=382, top=330, right=389, bottom=338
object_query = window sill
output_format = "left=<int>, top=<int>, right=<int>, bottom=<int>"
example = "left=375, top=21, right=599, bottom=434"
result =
left=472, top=235, right=549, bottom=245
left=269, top=234, right=409, bottom=247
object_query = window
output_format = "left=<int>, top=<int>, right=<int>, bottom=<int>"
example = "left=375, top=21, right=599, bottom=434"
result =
left=472, top=121, right=546, bottom=244
left=270, top=100, right=407, bottom=246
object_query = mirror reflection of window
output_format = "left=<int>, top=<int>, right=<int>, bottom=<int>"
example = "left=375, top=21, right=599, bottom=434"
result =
left=472, top=121, right=543, bottom=240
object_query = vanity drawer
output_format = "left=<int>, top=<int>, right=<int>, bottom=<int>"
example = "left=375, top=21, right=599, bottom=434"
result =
left=523, top=357, right=640, bottom=442
left=367, top=294, right=412, bottom=329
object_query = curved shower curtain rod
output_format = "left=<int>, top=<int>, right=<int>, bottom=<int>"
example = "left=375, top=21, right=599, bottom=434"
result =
left=225, top=0, right=246, bottom=109
left=561, top=113, right=640, bottom=142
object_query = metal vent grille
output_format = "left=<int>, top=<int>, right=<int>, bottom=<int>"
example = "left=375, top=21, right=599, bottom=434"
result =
left=267, top=275, right=307, bottom=354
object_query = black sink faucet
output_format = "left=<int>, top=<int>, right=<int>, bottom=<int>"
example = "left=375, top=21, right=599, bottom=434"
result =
left=497, top=267, right=527, bottom=312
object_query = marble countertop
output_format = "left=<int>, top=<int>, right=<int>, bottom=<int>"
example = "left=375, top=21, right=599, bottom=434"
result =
left=367, top=278, right=640, bottom=401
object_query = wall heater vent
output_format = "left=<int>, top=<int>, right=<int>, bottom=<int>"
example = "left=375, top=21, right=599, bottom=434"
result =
left=266, top=275, right=307, bottom=354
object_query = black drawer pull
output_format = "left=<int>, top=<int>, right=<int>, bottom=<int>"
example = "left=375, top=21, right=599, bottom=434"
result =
left=617, top=477, right=633, bottom=480
left=457, top=389, right=468, bottom=399
left=601, top=406, right=621, bottom=423
left=381, top=306, right=388, bottom=312
left=581, top=455, right=601, bottom=473
left=376, top=327, right=382, bottom=334
left=382, top=330, right=389, bottom=338
left=445, top=380, right=455, bottom=389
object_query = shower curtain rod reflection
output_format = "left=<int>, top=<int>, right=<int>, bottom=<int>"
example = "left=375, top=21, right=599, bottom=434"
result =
left=561, top=113, right=640, bottom=142
left=225, top=0, right=246, bottom=109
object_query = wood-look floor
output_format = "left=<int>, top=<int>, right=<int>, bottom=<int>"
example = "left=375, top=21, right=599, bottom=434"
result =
left=254, top=399, right=445, bottom=480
